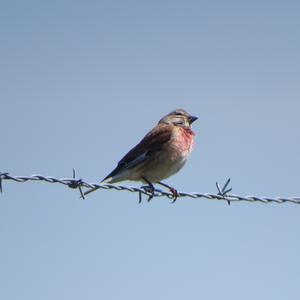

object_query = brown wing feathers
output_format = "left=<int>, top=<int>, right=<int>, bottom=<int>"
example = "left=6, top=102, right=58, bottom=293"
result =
left=102, top=124, right=172, bottom=180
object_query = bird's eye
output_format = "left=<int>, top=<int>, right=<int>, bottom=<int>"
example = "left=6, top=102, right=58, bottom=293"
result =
left=175, top=112, right=183, bottom=116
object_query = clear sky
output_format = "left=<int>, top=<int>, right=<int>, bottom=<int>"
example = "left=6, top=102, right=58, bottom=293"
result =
left=1, top=1, right=300, bottom=299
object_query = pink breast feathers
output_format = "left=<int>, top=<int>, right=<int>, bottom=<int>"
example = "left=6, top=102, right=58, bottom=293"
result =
left=178, top=127, right=196, bottom=153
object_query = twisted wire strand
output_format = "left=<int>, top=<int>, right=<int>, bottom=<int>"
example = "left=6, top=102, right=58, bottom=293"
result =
left=0, top=172, right=300, bottom=204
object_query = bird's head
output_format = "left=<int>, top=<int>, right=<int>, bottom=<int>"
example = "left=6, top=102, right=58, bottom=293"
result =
left=159, top=109, right=198, bottom=128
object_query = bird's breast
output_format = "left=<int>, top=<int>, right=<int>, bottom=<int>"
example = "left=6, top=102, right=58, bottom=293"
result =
left=134, top=127, right=196, bottom=183
left=173, top=127, right=195, bottom=155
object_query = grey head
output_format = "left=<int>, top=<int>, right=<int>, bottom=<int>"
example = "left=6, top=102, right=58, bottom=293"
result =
left=158, top=109, right=198, bottom=128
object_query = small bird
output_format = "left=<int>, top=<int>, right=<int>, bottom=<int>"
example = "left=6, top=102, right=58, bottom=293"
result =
left=84, top=109, right=198, bottom=201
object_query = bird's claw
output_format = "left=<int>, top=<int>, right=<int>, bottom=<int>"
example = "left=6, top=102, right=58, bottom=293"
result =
left=140, top=180, right=179, bottom=203
left=157, top=181, right=179, bottom=203
left=141, top=185, right=155, bottom=202
left=169, top=188, right=178, bottom=203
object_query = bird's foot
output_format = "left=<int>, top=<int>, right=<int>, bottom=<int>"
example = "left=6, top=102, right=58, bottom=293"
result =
left=141, top=184, right=155, bottom=202
left=158, top=181, right=179, bottom=203
left=141, top=177, right=156, bottom=202
left=169, top=187, right=178, bottom=203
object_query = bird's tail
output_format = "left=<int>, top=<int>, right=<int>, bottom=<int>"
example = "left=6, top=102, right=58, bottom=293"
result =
left=83, top=186, right=100, bottom=197
left=83, top=177, right=113, bottom=197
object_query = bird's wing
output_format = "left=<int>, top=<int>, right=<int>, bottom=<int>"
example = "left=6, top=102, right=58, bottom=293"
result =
left=102, top=124, right=173, bottom=180
left=121, top=124, right=173, bottom=165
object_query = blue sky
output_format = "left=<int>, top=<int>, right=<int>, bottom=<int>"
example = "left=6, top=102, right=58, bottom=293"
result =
left=1, top=1, right=300, bottom=299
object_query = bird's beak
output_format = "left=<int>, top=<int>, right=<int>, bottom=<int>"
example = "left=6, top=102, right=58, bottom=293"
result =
left=188, top=115, right=198, bottom=124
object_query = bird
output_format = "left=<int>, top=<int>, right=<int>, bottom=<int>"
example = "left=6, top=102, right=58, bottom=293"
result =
left=83, top=109, right=198, bottom=201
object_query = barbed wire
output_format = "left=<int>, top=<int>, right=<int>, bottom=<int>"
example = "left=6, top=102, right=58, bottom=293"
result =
left=0, top=171, right=300, bottom=205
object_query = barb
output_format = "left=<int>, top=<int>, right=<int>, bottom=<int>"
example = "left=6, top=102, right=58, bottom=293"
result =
left=67, top=168, right=85, bottom=199
left=0, top=172, right=300, bottom=205
left=216, top=178, right=232, bottom=205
